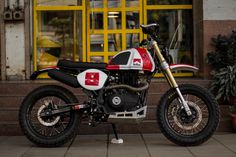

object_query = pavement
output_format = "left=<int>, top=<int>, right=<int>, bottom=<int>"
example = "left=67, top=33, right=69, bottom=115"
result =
left=0, top=133, right=236, bottom=157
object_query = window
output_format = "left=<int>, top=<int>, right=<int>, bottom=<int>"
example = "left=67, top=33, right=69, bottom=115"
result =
left=144, top=1, right=193, bottom=76
left=33, top=0, right=193, bottom=77
left=147, top=9, right=193, bottom=64
left=87, top=0, right=143, bottom=63
left=33, top=0, right=86, bottom=76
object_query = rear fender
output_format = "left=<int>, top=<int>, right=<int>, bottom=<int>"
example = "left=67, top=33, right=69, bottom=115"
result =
left=30, top=66, right=58, bottom=80
left=169, top=64, right=199, bottom=72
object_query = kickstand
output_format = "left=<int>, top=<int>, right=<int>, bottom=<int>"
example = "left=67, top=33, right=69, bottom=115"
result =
left=111, top=123, right=123, bottom=144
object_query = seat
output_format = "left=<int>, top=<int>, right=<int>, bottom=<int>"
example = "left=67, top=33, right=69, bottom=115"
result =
left=140, top=23, right=159, bottom=35
left=57, top=59, right=107, bottom=73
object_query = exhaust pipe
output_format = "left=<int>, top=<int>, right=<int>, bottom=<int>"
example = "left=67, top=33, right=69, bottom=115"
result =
left=48, top=69, right=80, bottom=88
left=105, top=81, right=149, bottom=92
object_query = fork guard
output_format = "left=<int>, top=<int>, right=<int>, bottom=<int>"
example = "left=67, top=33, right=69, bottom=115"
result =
left=170, top=64, right=199, bottom=72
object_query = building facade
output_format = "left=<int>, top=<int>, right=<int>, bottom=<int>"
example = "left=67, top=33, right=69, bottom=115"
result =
left=0, top=0, right=236, bottom=134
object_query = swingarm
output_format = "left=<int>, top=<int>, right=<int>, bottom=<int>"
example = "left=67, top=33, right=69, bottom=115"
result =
left=39, top=103, right=89, bottom=118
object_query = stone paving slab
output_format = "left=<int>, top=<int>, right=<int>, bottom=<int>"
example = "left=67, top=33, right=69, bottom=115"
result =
left=22, top=145, right=69, bottom=157
left=214, top=134, right=236, bottom=154
left=187, top=137, right=236, bottom=157
left=108, top=134, right=149, bottom=157
left=0, top=134, right=236, bottom=157
left=0, top=136, right=32, bottom=157
left=143, top=134, right=193, bottom=157
left=66, top=135, right=107, bottom=157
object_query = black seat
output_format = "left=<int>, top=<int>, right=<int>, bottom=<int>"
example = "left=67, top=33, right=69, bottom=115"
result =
left=140, top=23, right=159, bottom=35
left=57, top=59, right=107, bottom=73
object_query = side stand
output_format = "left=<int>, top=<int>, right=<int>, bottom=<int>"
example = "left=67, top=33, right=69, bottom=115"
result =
left=111, top=123, right=123, bottom=144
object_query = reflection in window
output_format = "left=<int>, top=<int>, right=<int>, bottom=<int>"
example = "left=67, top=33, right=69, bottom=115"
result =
left=108, top=56, right=113, bottom=61
left=37, top=0, right=82, bottom=6
left=126, top=11, right=139, bottom=29
left=90, top=56, right=104, bottom=63
left=90, top=0, right=103, bottom=8
left=126, top=33, right=139, bottom=49
left=147, top=10, right=193, bottom=64
left=90, top=34, right=104, bottom=52
left=90, top=12, right=103, bottom=30
left=147, top=0, right=192, bottom=5
left=126, top=0, right=139, bottom=7
left=37, top=11, right=83, bottom=69
left=108, top=12, right=122, bottom=29
left=108, top=0, right=121, bottom=8
left=108, top=34, right=122, bottom=52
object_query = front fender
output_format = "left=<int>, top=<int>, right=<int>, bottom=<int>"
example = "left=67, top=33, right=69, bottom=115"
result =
left=169, top=64, right=199, bottom=72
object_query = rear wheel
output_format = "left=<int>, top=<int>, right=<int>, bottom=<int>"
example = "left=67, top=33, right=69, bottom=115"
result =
left=19, top=85, right=81, bottom=147
left=157, top=84, right=219, bottom=146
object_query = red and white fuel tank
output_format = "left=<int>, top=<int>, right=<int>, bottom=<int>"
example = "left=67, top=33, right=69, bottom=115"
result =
left=106, top=48, right=155, bottom=72
left=77, top=69, right=108, bottom=91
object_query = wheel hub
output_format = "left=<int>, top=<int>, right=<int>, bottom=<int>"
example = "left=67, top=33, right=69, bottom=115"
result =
left=37, top=101, right=60, bottom=127
left=173, top=101, right=202, bottom=130
left=179, top=106, right=197, bottom=124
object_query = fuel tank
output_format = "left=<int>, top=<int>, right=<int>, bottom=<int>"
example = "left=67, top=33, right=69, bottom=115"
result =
left=106, top=48, right=155, bottom=72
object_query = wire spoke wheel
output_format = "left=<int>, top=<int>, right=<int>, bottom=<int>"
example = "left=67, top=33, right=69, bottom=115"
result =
left=167, top=94, right=209, bottom=136
left=157, top=84, right=219, bottom=146
left=19, top=85, right=81, bottom=147
left=29, top=96, right=72, bottom=137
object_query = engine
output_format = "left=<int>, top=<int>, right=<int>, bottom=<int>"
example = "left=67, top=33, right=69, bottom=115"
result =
left=105, top=89, right=140, bottom=112
left=103, top=70, right=149, bottom=113
left=102, top=47, right=155, bottom=113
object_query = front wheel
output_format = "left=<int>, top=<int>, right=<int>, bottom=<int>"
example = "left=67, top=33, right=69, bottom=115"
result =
left=157, top=84, right=219, bottom=146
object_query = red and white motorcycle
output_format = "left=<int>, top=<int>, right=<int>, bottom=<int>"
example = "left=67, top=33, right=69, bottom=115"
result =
left=19, top=23, right=219, bottom=147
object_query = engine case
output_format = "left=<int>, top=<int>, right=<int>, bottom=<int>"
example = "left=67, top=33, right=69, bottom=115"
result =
left=107, top=92, right=139, bottom=111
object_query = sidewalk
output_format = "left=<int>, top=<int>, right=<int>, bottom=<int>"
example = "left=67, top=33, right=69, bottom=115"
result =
left=0, top=133, right=236, bottom=157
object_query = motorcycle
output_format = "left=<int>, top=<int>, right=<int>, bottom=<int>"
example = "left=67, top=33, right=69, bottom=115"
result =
left=19, top=23, right=219, bottom=147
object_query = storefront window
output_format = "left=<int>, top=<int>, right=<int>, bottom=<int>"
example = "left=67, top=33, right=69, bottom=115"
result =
left=147, top=9, right=193, bottom=64
left=90, top=56, right=104, bottom=62
left=90, top=0, right=103, bottom=8
left=108, top=12, right=122, bottom=29
left=126, top=33, right=139, bottom=49
left=126, top=11, right=139, bottom=29
left=147, top=0, right=192, bottom=5
left=126, top=0, right=139, bottom=7
left=90, top=34, right=104, bottom=52
left=108, top=0, right=121, bottom=8
left=90, top=12, right=104, bottom=30
left=108, top=34, right=122, bottom=52
left=34, top=0, right=193, bottom=77
left=36, top=11, right=83, bottom=70
left=36, top=0, right=82, bottom=6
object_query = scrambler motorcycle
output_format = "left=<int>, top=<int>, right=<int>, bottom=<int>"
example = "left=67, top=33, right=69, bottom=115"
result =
left=19, top=23, right=219, bottom=147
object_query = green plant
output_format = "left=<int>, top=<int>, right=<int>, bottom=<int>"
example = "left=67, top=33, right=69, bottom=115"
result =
left=210, top=65, right=236, bottom=101
left=207, top=30, right=236, bottom=71
left=229, top=105, right=236, bottom=114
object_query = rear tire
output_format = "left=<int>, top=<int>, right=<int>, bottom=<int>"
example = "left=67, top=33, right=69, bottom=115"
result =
left=157, top=84, right=219, bottom=146
left=19, top=85, right=81, bottom=147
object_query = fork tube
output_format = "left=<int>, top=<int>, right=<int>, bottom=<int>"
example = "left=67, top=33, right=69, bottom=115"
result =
left=152, top=41, right=177, bottom=88
left=152, top=41, right=192, bottom=116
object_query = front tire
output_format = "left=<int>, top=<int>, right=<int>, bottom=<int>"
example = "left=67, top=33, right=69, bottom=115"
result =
left=19, top=85, right=81, bottom=147
left=157, top=84, right=219, bottom=146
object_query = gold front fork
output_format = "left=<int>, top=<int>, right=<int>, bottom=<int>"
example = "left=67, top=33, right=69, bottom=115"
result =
left=153, top=41, right=192, bottom=116
left=153, top=41, right=177, bottom=87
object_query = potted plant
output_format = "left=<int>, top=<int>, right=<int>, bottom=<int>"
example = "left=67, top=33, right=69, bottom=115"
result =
left=210, top=65, right=236, bottom=131
left=207, top=30, right=236, bottom=131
